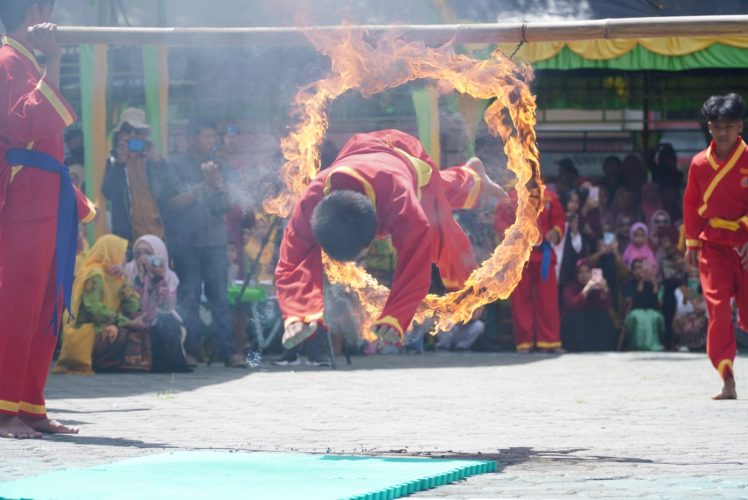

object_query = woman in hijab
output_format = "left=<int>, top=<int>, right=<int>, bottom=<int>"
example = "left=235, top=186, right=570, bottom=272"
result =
left=126, top=235, right=191, bottom=372
left=55, top=235, right=148, bottom=374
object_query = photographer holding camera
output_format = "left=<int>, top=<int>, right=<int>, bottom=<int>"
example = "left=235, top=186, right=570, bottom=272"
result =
left=152, top=118, right=245, bottom=368
left=101, top=108, right=164, bottom=243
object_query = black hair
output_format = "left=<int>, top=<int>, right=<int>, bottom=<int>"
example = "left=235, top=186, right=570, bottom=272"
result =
left=64, top=127, right=83, bottom=143
left=701, top=93, right=745, bottom=122
left=0, top=0, right=54, bottom=33
left=311, top=190, right=377, bottom=262
left=187, top=117, right=218, bottom=138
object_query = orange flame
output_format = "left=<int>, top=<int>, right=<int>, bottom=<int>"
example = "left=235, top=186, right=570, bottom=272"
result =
left=263, top=31, right=543, bottom=340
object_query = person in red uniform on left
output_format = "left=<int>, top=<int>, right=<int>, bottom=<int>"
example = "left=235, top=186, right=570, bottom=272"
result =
left=495, top=180, right=566, bottom=353
left=0, top=0, right=96, bottom=439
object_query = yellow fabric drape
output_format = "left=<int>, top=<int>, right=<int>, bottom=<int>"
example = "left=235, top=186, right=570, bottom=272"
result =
left=497, top=36, right=748, bottom=62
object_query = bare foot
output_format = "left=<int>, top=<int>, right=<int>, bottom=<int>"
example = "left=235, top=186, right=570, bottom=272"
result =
left=0, top=415, right=43, bottom=439
left=21, top=416, right=79, bottom=434
left=712, top=376, right=737, bottom=400
left=465, top=157, right=507, bottom=201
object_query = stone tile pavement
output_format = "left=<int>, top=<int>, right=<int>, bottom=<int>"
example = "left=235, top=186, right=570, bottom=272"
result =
left=2, top=351, right=747, bottom=498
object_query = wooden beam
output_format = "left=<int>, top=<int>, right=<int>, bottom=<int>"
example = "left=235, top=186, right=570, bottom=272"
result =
left=54, top=15, right=748, bottom=47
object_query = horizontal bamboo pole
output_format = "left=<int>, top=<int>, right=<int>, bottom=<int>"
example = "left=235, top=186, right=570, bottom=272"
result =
left=54, top=15, right=748, bottom=47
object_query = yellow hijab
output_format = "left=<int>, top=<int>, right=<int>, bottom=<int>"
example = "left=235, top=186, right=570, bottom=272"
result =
left=71, top=234, right=129, bottom=317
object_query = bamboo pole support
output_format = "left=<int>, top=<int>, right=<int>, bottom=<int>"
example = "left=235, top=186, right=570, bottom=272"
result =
left=53, top=15, right=748, bottom=47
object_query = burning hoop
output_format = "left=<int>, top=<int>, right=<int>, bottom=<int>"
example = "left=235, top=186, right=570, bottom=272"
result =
left=264, top=32, right=544, bottom=338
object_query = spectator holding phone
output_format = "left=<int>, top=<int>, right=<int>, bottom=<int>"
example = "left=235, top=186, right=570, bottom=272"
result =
left=560, top=260, right=616, bottom=351
left=101, top=108, right=164, bottom=243
left=622, top=258, right=664, bottom=351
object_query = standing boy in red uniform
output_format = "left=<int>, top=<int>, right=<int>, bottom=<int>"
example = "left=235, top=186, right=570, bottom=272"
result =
left=0, top=0, right=96, bottom=439
left=276, top=129, right=506, bottom=348
left=494, top=181, right=566, bottom=353
left=684, top=93, right=748, bottom=400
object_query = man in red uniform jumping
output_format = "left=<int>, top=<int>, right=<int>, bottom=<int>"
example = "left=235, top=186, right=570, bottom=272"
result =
left=275, top=129, right=506, bottom=348
left=0, top=0, right=96, bottom=439
left=684, top=93, right=748, bottom=400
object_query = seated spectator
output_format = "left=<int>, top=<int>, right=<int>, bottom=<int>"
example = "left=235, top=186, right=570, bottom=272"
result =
left=242, top=212, right=281, bottom=284
left=622, top=258, right=664, bottom=351
left=600, top=155, right=624, bottom=202
left=560, top=260, right=616, bottom=352
left=651, top=143, right=684, bottom=193
left=55, top=235, right=148, bottom=374
left=655, top=225, right=680, bottom=279
left=435, top=309, right=486, bottom=351
left=622, top=223, right=658, bottom=274
left=587, top=232, right=629, bottom=324
left=672, top=264, right=707, bottom=351
left=640, top=182, right=664, bottom=227
left=649, top=209, right=672, bottom=249
left=622, top=153, right=648, bottom=195
left=125, top=235, right=191, bottom=372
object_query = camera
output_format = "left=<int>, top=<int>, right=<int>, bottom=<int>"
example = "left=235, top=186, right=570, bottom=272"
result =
left=149, top=256, right=163, bottom=268
left=127, top=139, right=152, bottom=153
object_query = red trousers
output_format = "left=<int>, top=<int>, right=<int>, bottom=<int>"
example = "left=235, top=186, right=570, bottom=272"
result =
left=0, top=215, right=58, bottom=419
left=699, top=241, right=748, bottom=380
left=510, top=259, right=561, bottom=350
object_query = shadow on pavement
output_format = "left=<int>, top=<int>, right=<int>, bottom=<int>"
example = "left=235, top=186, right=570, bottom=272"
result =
left=47, top=435, right=174, bottom=449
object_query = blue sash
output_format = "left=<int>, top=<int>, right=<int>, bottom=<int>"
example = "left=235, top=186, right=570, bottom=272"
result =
left=539, top=241, right=552, bottom=282
left=6, top=149, right=79, bottom=335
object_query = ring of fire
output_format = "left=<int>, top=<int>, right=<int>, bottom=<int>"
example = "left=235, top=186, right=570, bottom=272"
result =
left=264, top=32, right=544, bottom=339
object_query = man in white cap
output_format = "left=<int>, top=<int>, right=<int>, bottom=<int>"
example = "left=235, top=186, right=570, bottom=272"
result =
left=102, top=107, right=164, bottom=242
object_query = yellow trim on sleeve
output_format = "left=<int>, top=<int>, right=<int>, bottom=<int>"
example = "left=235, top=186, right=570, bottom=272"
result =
left=708, top=217, right=741, bottom=232
left=372, top=315, right=404, bottom=336
left=0, top=399, right=20, bottom=414
left=552, top=225, right=565, bottom=240
left=717, top=359, right=734, bottom=379
left=461, top=166, right=482, bottom=209
left=698, top=142, right=746, bottom=216
left=19, top=400, right=46, bottom=415
left=441, top=277, right=463, bottom=290
left=323, top=166, right=376, bottom=206
left=685, top=239, right=702, bottom=248
left=36, top=78, right=75, bottom=127
left=391, top=146, right=433, bottom=200
left=81, top=197, right=98, bottom=224
left=1, top=35, right=42, bottom=74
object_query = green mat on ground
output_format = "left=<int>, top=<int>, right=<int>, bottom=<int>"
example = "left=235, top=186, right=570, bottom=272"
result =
left=0, top=451, right=497, bottom=500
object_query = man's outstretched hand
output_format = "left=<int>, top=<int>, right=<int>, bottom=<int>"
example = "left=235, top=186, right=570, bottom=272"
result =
left=282, top=321, right=318, bottom=350
left=465, top=157, right=507, bottom=201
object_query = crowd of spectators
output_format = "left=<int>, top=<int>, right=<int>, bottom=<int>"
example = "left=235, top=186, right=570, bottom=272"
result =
left=56, top=107, right=748, bottom=373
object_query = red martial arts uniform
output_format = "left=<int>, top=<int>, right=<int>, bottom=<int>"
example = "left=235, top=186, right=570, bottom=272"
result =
left=683, top=137, right=748, bottom=380
left=494, top=188, right=565, bottom=350
left=276, top=129, right=483, bottom=337
left=0, top=35, right=95, bottom=419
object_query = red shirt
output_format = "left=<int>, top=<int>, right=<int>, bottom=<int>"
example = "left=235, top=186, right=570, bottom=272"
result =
left=0, top=35, right=94, bottom=222
left=276, top=130, right=479, bottom=334
left=683, top=138, right=748, bottom=249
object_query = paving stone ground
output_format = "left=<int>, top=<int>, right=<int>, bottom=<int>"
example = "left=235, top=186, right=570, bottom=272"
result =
left=2, top=351, right=747, bottom=498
